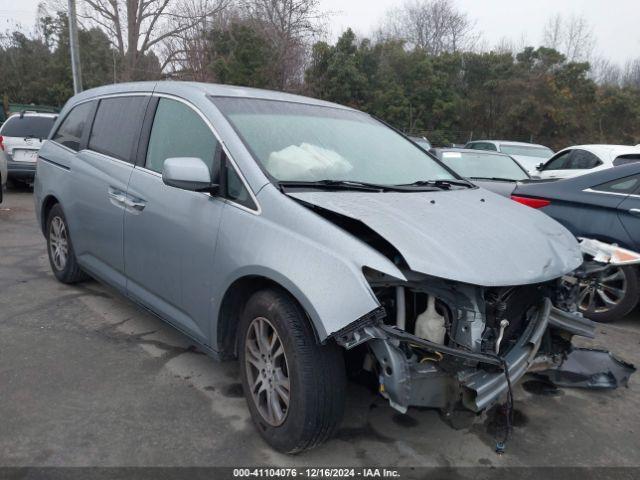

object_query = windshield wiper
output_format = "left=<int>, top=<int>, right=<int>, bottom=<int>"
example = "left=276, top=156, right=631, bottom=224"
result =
left=469, top=176, right=518, bottom=182
left=279, top=180, right=384, bottom=192
left=397, top=179, right=474, bottom=189
left=279, top=179, right=434, bottom=192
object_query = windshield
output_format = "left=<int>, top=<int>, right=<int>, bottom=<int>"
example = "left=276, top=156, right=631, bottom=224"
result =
left=0, top=115, right=56, bottom=138
left=213, top=98, right=455, bottom=185
left=439, top=151, right=529, bottom=181
left=499, top=144, right=553, bottom=159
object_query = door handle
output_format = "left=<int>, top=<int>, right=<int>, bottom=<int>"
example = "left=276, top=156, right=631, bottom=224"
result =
left=108, top=187, right=127, bottom=206
left=123, top=197, right=146, bottom=211
left=629, top=208, right=640, bottom=217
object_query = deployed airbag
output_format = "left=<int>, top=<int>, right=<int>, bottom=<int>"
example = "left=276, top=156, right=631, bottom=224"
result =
left=266, top=143, right=353, bottom=181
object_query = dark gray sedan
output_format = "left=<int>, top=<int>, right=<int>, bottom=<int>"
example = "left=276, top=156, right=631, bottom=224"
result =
left=430, top=148, right=533, bottom=196
left=512, top=162, right=640, bottom=322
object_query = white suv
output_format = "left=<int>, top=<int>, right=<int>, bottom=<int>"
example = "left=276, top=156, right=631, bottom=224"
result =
left=0, top=112, right=57, bottom=185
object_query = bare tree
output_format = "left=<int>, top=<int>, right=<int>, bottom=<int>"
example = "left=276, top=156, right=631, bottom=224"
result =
left=623, top=58, right=640, bottom=88
left=379, top=0, right=479, bottom=55
left=591, top=56, right=622, bottom=86
left=541, top=13, right=595, bottom=62
left=49, top=0, right=231, bottom=80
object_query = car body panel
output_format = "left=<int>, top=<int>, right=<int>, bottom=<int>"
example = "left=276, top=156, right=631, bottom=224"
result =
left=69, top=150, right=134, bottom=292
left=0, top=149, right=7, bottom=202
left=513, top=163, right=640, bottom=250
left=288, top=188, right=583, bottom=287
left=208, top=182, right=406, bottom=342
left=124, top=166, right=226, bottom=344
left=616, top=195, right=640, bottom=252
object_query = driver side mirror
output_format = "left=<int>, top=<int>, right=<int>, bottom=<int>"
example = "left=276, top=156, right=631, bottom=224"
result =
left=162, top=157, right=219, bottom=194
left=535, top=162, right=544, bottom=171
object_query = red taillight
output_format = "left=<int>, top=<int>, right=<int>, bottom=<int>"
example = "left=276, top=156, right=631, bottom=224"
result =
left=0, top=135, right=4, bottom=151
left=511, top=195, right=551, bottom=209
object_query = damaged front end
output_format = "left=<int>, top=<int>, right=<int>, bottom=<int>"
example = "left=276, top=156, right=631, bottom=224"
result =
left=334, top=267, right=635, bottom=416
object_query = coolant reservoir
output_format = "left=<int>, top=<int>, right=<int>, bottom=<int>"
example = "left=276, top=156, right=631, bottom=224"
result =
left=415, top=295, right=446, bottom=344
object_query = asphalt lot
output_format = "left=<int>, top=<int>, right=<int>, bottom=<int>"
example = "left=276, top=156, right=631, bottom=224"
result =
left=1, top=186, right=640, bottom=468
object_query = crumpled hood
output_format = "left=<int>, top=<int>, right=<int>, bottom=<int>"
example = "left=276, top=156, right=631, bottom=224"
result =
left=289, top=188, right=583, bottom=286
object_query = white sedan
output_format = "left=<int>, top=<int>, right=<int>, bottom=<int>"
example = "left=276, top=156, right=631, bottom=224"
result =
left=537, top=144, right=640, bottom=180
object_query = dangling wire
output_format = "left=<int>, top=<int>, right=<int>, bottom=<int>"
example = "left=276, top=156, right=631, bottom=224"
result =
left=493, top=355, right=514, bottom=454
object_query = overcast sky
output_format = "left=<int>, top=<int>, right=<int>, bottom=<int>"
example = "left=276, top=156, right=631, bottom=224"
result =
left=1, top=0, right=639, bottom=65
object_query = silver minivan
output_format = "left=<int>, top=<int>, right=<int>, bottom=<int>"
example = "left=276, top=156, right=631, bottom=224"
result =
left=35, top=82, right=632, bottom=453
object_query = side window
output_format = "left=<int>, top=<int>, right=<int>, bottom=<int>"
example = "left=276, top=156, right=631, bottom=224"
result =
left=89, top=96, right=148, bottom=162
left=592, top=175, right=640, bottom=195
left=468, top=142, right=496, bottom=151
left=52, top=102, right=94, bottom=151
left=568, top=149, right=601, bottom=169
left=613, top=155, right=640, bottom=166
left=146, top=98, right=218, bottom=174
left=225, top=159, right=256, bottom=210
left=543, top=150, right=572, bottom=170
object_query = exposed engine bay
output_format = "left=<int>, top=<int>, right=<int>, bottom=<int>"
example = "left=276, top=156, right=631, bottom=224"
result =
left=286, top=190, right=636, bottom=446
left=332, top=239, right=636, bottom=419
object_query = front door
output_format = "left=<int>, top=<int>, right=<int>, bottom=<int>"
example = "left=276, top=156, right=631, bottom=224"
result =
left=124, top=97, right=225, bottom=344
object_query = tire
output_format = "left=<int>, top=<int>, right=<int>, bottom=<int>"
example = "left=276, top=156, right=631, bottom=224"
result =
left=238, top=288, right=346, bottom=453
left=46, top=204, right=89, bottom=284
left=579, top=265, right=639, bottom=323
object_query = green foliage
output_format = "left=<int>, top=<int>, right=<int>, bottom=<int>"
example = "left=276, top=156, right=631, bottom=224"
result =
left=306, top=32, right=640, bottom=148
left=1, top=19, right=639, bottom=148
left=0, top=13, right=158, bottom=108
left=207, top=22, right=279, bottom=89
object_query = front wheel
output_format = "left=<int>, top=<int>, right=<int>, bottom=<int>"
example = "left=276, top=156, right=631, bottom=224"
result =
left=238, top=288, right=346, bottom=453
left=578, top=265, right=639, bottom=323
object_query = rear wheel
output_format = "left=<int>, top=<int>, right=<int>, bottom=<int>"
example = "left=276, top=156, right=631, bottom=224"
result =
left=578, top=265, right=639, bottom=323
left=238, top=288, right=346, bottom=453
left=46, top=204, right=89, bottom=284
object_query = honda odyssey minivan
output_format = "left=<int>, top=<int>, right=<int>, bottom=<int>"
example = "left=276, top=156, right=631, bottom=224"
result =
left=35, top=82, right=632, bottom=453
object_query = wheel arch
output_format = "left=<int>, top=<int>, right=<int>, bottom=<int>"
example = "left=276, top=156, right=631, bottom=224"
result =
left=40, top=194, right=61, bottom=235
left=215, top=274, right=322, bottom=359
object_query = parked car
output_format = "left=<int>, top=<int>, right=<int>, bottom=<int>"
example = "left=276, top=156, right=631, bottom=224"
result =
left=512, top=162, right=640, bottom=322
left=35, top=82, right=630, bottom=453
left=536, top=144, right=640, bottom=180
left=0, top=112, right=57, bottom=185
left=408, top=135, right=431, bottom=150
left=0, top=144, right=6, bottom=203
left=464, top=140, right=554, bottom=175
left=430, top=148, right=532, bottom=196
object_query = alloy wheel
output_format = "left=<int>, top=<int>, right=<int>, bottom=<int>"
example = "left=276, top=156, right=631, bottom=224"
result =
left=49, top=216, right=69, bottom=271
left=244, top=316, right=290, bottom=426
left=579, top=266, right=627, bottom=314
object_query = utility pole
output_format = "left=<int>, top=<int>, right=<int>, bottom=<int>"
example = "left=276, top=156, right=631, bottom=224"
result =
left=68, top=0, right=83, bottom=94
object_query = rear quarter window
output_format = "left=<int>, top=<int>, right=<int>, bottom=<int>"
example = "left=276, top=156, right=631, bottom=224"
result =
left=52, top=102, right=95, bottom=151
left=592, top=175, right=640, bottom=194
left=613, top=155, right=640, bottom=167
